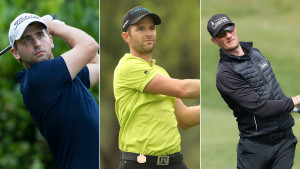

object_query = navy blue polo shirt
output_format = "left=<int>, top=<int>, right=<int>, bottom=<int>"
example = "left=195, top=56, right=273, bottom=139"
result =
left=16, top=56, right=99, bottom=169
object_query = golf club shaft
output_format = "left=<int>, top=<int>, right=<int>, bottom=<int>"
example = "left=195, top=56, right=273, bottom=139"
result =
left=0, top=46, right=12, bottom=56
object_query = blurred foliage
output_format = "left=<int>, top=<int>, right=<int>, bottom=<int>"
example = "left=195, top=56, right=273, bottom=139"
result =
left=100, top=0, right=200, bottom=168
left=202, top=0, right=300, bottom=168
left=0, top=0, right=99, bottom=168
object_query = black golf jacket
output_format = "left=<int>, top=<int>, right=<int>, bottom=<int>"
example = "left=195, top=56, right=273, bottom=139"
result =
left=216, top=41, right=295, bottom=138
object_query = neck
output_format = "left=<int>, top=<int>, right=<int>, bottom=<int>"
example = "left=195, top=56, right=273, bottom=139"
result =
left=223, top=44, right=244, bottom=56
left=130, top=49, right=152, bottom=63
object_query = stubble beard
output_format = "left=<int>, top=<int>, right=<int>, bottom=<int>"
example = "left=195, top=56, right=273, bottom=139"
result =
left=22, top=49, right=52, bottom=67
left=135, top=42, right=156, bottom=55
left=223, top=42, right=240, bottom=52
left=33, top=48, right=52, bottom=61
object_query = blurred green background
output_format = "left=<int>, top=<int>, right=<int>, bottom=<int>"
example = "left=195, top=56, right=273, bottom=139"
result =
left=0, top=0, right=99, bottom=169
left=100, top=0, right=200, bottom=168
left=202, top=0, right=300, bottom=168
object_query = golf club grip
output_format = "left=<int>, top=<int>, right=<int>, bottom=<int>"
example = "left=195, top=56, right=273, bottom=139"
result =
left=51, top=14, right=56, bottom=20
left=0, top=14, right=57, bottom=56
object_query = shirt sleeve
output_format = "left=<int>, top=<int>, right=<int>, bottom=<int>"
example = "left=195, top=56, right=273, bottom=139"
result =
left=76, top=66, right=90, bottom=89
left=216, top=63, right=294, bottom=119
left=119, top=57, right=159, bottom=92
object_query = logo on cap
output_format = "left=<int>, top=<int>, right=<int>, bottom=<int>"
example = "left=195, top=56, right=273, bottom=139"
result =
left=13, top=14, right=40, bottom=30
left=122, top=20, right=129, bottom=29
left=130, top=7, right=151, bottom=14
left=211, top=17, right=229, bottom=29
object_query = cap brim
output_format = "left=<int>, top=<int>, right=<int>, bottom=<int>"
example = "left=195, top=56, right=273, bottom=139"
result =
left=15, top=20, right=47, bottom=41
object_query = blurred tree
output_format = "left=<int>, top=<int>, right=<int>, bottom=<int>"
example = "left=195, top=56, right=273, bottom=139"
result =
left=100, top=0, right=200, bottom=168
left=0, top=0, right=99, bottom=168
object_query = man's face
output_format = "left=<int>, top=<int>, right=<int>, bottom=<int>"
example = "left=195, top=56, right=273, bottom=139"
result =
left=212, top=24, right=240, bottom=52
left=126, top=16, right=156, bottom=55
left=11, top=23, right=54, bottom=69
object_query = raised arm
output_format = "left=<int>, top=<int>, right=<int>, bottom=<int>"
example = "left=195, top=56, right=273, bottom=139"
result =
left=87, top=53, right=99, bottom=87
left=43, top=19, right=99, bottom=80
left=144, top=74, right=200, bottom=99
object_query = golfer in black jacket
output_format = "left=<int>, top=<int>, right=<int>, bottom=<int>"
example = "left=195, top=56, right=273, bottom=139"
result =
left=207, top=14, right=300, bottom=169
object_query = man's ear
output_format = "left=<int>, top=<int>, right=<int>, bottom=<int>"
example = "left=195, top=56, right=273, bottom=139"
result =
left=211, top=37, right=218, bottom=45
left=49, top=35, right=54, bottom=49
left=121, top=31, right=130, bottom=44
left=11, top=48, right=22, bottom=62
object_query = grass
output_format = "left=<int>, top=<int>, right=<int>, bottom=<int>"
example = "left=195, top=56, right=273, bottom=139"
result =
left=202, top=107, right=300, bottom=169
left=202, top=107, right=238, bottom=169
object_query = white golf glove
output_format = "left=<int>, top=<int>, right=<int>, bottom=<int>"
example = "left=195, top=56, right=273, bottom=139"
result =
left=41, top=15, right=65, bottom=25
left=293, top=105, right=300, bottom=113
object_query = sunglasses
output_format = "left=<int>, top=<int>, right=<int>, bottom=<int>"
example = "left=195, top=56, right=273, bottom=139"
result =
left=216, top=25, right=235, bottom=38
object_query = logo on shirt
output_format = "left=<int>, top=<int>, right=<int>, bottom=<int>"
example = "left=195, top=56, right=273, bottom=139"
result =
left=144, top=70, right=149, bottom=75
left=259, top=62, right=268, bottom=69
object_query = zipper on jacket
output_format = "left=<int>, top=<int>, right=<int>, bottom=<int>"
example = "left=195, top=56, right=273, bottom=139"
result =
left=253, top=116, right=258, bottom=130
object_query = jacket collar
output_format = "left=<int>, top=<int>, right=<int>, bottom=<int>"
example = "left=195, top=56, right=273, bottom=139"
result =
left=220, top=41, right=253, bottom=61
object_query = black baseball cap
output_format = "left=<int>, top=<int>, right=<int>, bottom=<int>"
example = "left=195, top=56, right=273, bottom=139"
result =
left=122, top=6, right=161, bottom=32
left=207, top=14, right=235, bottom=37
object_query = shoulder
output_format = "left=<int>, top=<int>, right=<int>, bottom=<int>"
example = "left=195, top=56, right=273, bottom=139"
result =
left=29, top=56, right=64, bottom=74
left=26, top=57, right=70, bottom=86
left=216, top=59, right=243, bottom=87
left=115, top=54, right=154, bottom=76
left=153, top=64, right=169, bottom=77
left=217, top=59, right=234, bottom=76
left=120, top=54, right=148, bottom=67
left=29, top=56, right=66, bottom=72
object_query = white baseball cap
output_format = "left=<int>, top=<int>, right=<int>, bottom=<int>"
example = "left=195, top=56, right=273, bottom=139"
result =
left=9, top=13, right=48, bottom=48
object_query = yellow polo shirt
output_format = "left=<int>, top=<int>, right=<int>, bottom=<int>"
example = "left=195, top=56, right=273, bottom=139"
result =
left=113, top=53, right=181, bottom=155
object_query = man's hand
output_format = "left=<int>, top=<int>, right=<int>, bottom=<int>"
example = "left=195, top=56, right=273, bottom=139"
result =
left=41, top=15, right=66, bottom=36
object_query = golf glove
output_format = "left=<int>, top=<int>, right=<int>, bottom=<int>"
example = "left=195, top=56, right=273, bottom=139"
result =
left=293, top=105, right=300, bottom=113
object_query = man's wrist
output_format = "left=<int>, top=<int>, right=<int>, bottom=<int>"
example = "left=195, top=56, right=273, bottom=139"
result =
left=292, top=96, right=300, bottom=106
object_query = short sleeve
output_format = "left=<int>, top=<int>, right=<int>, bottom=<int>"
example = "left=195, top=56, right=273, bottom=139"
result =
left=118, top=57, right=158, bottom=92
left=76, top=66, right=90, bottom=89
